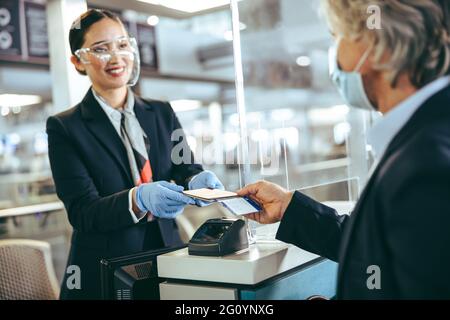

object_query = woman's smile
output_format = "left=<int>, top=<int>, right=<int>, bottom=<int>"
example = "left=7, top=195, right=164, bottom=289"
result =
left=104, top=65, right=127, bottom=78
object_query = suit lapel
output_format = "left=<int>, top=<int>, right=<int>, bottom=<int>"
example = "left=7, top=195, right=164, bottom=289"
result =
left=80, top=89, right=133, bottom=185
left=134, top=96, right=160, bottom=181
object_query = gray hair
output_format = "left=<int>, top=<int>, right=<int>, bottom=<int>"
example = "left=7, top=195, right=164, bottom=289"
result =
left=320, top=0, right=450, bottom=88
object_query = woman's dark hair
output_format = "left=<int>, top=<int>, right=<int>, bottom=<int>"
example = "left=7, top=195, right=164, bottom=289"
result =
left=69, top=9, right=123, bottom=74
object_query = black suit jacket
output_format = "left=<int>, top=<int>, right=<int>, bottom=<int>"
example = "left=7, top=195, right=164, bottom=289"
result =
left=277, top=85, right=450, bottom=299
left=46, top=89, right=203, bottom=300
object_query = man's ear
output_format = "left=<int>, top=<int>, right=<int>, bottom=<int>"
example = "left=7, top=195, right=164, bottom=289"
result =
left=70, top=55, right=86, bottom=75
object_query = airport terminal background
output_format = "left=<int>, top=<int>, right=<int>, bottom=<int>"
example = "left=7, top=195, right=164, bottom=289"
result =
left=0, top=0, right=376, bottom=288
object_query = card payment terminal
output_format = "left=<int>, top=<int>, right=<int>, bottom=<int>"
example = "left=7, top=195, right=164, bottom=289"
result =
left=188, top=218, right=249, bottom=256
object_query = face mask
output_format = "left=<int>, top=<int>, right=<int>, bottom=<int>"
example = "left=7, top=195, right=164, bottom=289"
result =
left=328, top=41, right=376, bottom=111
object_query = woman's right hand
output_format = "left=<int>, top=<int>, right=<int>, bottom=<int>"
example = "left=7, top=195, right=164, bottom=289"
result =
left=237, top=181, right=294, bottom=224
left=135, top=181, right=195, bottom=219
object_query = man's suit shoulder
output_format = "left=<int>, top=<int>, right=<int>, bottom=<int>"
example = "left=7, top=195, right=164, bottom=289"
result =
left=400, top=116, right=450, bottom=168
left=377, top=114, right=450, bottom=199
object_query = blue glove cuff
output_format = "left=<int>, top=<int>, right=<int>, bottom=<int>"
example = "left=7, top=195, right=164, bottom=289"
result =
left=188, top=173, right=200, bottom=190
left=135, top=186, right=147, bottom=212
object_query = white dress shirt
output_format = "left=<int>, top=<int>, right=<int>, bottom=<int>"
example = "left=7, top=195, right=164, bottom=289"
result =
left=367, top=76, right=450, bottom=163
left=92, top=88, right=147, bottom=224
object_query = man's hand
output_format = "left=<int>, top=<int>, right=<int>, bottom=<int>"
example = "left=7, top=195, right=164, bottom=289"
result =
left=237, top=181, right=294, bottom=224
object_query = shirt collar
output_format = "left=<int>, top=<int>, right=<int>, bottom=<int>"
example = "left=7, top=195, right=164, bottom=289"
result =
left=367, top=76, right=450, bottom=160
left=92, top=87, right=136, bottom=120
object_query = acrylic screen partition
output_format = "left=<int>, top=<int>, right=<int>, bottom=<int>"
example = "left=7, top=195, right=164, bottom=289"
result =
left=229, top=0, right=375, bottom=240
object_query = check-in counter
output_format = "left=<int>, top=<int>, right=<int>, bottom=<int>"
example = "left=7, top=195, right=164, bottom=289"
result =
left=157, top=241, right=338, bottom=300
left=158, top=201, right=353, bottom=300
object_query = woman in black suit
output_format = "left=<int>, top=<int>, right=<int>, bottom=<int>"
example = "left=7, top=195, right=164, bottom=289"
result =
left=47, top=9, right=223, bottom=299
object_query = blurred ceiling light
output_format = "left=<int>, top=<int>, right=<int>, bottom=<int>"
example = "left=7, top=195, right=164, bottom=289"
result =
left=7, top=133, right=21, bottom=145
left=308, top=104, right=350, bottom=125
left=34, top=132, right=48, bottom=154
left=247, top=112, right=263, bottom=123
left=270, top=108, right=295, bottom=121
left=12, top=106, right=21, bottom=114
left=333, top=122, right=351, bottom=145
left=170, top=99, right=202, bottom=112
left=223, top=132, right=240, bottom=151
left=228, top=112, right=263, bottom=126
left=296, top=55, right=311, bottom=67
left=332, top=104, right=350, bottom=114
left=251, top=129, right=269, bottom=142
left=274, top=127, right=299, bottom=148
left=0, top=94, right=42, bottom=108
left=147, top=15, right=159, bottom=26
left=137, top=0, right=243, bottom=13
left=1, top=106, right=9, bottom=117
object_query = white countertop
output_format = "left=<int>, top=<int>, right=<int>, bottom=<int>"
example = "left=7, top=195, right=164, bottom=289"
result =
left=157, top=241, right=319, bottom=285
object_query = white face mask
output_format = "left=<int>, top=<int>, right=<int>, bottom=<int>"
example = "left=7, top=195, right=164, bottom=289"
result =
left=328, top=40, right=376, bottom=111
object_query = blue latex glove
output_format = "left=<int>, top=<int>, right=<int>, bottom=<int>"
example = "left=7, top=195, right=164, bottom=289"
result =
left=188, top=170, right=225, bottom=207
left=136, top=181, right=195, bottom=219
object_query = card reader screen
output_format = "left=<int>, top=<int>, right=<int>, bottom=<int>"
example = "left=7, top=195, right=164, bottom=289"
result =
left=196, top=224, right=230, bottom=242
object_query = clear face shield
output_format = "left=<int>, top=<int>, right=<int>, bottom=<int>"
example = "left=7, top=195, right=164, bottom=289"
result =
left=74, top=36, right=140, bottom=87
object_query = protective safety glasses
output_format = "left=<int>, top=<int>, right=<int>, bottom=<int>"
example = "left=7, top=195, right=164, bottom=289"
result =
left=74, top=36, right=141, bottom=87
left=74, top=36, right=137, bottom=64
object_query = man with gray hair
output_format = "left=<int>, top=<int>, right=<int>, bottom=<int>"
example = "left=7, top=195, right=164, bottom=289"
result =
left=238, top=0, right=450, bottom=299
